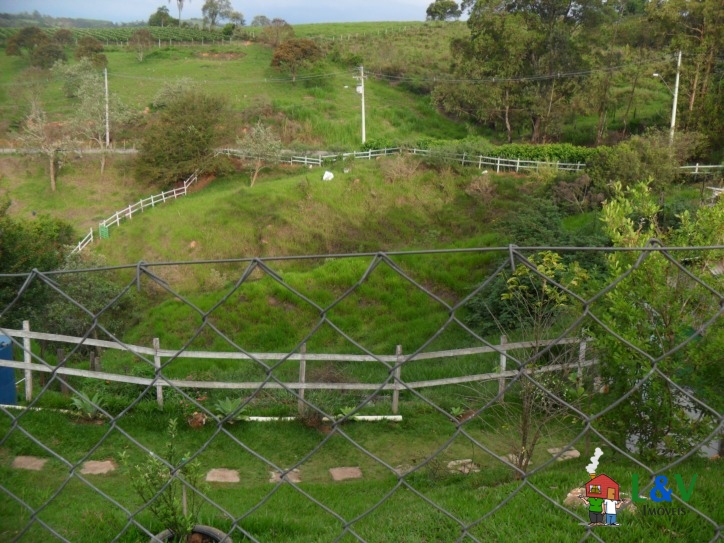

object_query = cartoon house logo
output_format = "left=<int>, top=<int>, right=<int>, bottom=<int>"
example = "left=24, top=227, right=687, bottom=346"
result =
left=579, top=448, right=623, bottom=526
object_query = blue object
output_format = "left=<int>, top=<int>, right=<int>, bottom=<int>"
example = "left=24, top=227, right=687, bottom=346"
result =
left=0, top=335, right=17, bottom=405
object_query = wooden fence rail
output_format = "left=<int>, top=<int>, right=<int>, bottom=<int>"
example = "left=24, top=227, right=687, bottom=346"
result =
left=1, top=323, right=593, bottom=414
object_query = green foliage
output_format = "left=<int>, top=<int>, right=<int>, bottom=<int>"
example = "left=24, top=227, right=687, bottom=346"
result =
left=237, top=121, right=282, bottom=186
left=426, top=0, right=463, bottom=21
left=595, top=182, right=723, bottom=460
left=492, top=143, right=597, bottom=164
left=30, top=41, right=66, bottom=69
left=0, top=198, right=75, bottom=328
left=5, top=26, right=48, bottom=57
left=70, top=391, right=106, bottom=420
left=260, top=18, right=294, bottom=47
left=124, top=418, right=207, bottom=539
left=270, top=38, right=324, bottom=82
left=75, top=36, right=107, bottom=68
left=586, top=130, right=709, bottom=193
left=135, top=87, right=228, bottom=188
left=213, top=396, right=247, bottom=424
left=149, top=6, right=178, bottom=27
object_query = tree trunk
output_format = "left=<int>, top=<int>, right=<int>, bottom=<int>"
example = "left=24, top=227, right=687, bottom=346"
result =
left=49, top=153, right=57, bottom=192
left=504, top=90, right=512, bottom=144
left=530, top=115, right=542, bottom=144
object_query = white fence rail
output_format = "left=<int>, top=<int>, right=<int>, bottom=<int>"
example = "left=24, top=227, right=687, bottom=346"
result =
left=96, top=171, right=198, bottom=238
left=0, top=323, right=593, bottom=413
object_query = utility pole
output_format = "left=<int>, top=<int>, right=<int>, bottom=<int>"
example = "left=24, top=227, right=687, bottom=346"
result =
left=354, top=66, right=366, bottom=144
left=669, top=50, right=681, bottom=147
left=104, top=67, right=110, bottom=147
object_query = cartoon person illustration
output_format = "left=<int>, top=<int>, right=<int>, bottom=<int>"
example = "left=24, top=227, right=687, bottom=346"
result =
left=603, top=487, right=623, bottom=526
left=579, top=494, right=605, bottom=525
left=580, top=473, right=620, bottom=526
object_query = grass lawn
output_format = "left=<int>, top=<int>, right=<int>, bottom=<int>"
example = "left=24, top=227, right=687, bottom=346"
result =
left=0, top=402, right=720, bottom=542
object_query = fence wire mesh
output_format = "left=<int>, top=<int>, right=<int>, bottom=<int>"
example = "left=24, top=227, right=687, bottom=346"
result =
left=0, top=244, right=722, bottom=543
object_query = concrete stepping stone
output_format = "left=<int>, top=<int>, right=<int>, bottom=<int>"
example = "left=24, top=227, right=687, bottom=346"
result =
left=269, top=469, right=301, bottom=483
left=206, top=468, right=240, bottom=483
left=447, top=459, right=480, bottom=474
left=12, top=456, right=48, bottom=471
left=80, top=460, right=116, bottom=475
left=547, top=447, right=580, bottom=461
left=329, top=467, right=362, bottom=481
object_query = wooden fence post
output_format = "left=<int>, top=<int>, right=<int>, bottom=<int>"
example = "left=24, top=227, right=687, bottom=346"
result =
left=392, top=345, right=402, bottom=414
left=154, top=338, right=163, bottom=408
left=498, top=335, right=507, bottom=402
left=298, top=343, right=306, bottom=416
left=23, top=321, right=32, bottom=401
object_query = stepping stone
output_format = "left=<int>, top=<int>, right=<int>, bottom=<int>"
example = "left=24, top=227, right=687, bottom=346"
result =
left=547, top=447, right=581, bottom=461
left=206, top=468, right=240, bottom=483
left=447, top=459, right=480, bottom=474
left=504, top=454, right=533, bottom=465
left=12, top=456, right=48, bottom=471
left=329, top=467, right=362, bottom=481
left=269, top=469, right=301, bottom=484
left=393, top=464, right=414, bottom=476
left=80, top=460, right=116, bottom=475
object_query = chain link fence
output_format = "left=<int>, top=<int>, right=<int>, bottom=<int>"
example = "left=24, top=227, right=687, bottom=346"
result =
left=0, top=244, right=722, bottom=542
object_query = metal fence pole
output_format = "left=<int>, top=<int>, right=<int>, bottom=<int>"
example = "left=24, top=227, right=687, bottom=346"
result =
left=498, top=335, right=507, bottom=402
left=298, top=343, right=307, bottom=416
left=392, top=345, right=402, bottom=414
left=23, top=320, right=32, bottom=401
left=154, top=338, right=163, bottom=408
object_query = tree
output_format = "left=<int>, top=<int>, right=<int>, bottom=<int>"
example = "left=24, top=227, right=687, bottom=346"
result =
left=271, top=38, right=324, bottom=82
left=0, top=197, right=75, bottom=329
left=237, top=122, right=282, bottom=186
left=75, top=36, right=107, bottom=68
left=202, top=0, right=233, bottom=30
left=465, top=251, right=591, bottom=476
left=129, top=28, right=153, bottom=62
left=149, top=6, right=178, bottom=27
left=228, top=10, right=245, bottom=26
left=426, top=0, right=462, bottom=21
left=250, top=15, right=271, bottom=27
left=168, top=0, right=190, bottom=26
left=68, top=67, right=134, bottom=177
left=5, top=26, right=48, bottom=58
left=20, top=103, right=73, bottom=192
left=30, top=41, right=66, bottom=69
left=260, top=18, right=294, bottom=47
left=440, top=0, right=604, bottom=142
left=595, top=182, right=723, bottom=461
left=53, top=28, right=73, bottom=46
left=135, top=88, right=227, bottom=188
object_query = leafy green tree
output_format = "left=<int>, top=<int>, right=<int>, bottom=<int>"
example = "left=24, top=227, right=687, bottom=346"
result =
left=30, top=41, right=66, bottom=69
left=260, top=18, right=294, bottom=47
left=271, top=38, right=324, bottom=82
left=5, top=26, right=48, bottom=58
left=595, top=182, right=723, bottom=460
left=52, top=28, right=74, bottom=46
left=250, top=15, right=271, bottom=27
left=441, top=0, right=604, bottom=142
left=0, top=197, right=75, bottom=329
left=135, top=88, right=227, bottom=188
left=52, top=57, right=96, bottom=98
left=75, top=36, right=107, bottom=68
left=237, top=121, right=282, bottom=186
left=202, top=0, right=233, bottom=30
left=426, top=0, right=462, bottom=20
left=129, top=28, right=153, bottom=62
left=149, top=6, right=178, bottom=27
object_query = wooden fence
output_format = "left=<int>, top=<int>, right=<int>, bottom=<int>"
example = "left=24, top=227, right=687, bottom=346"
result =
left=0, top=323, right=595, bottom=414
left=97, top=171, right=198, bottom=236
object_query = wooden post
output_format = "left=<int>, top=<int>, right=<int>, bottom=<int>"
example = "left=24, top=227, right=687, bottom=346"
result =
left=577, top=340, right=586, bottom=384
left=154, top=338, right=163, bottom=408
left=392, top=345, right=402, bottom=414
left=23, top=321, right=32, bottom=401
left=498, top=335, right=507, bottom=402
left=58, top=347, right=69, bottom=395
left=298, top=343, right=306, bottom=416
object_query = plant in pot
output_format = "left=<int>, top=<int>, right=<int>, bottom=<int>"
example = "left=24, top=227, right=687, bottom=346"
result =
left=125, top=418, right=232, bottom=543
